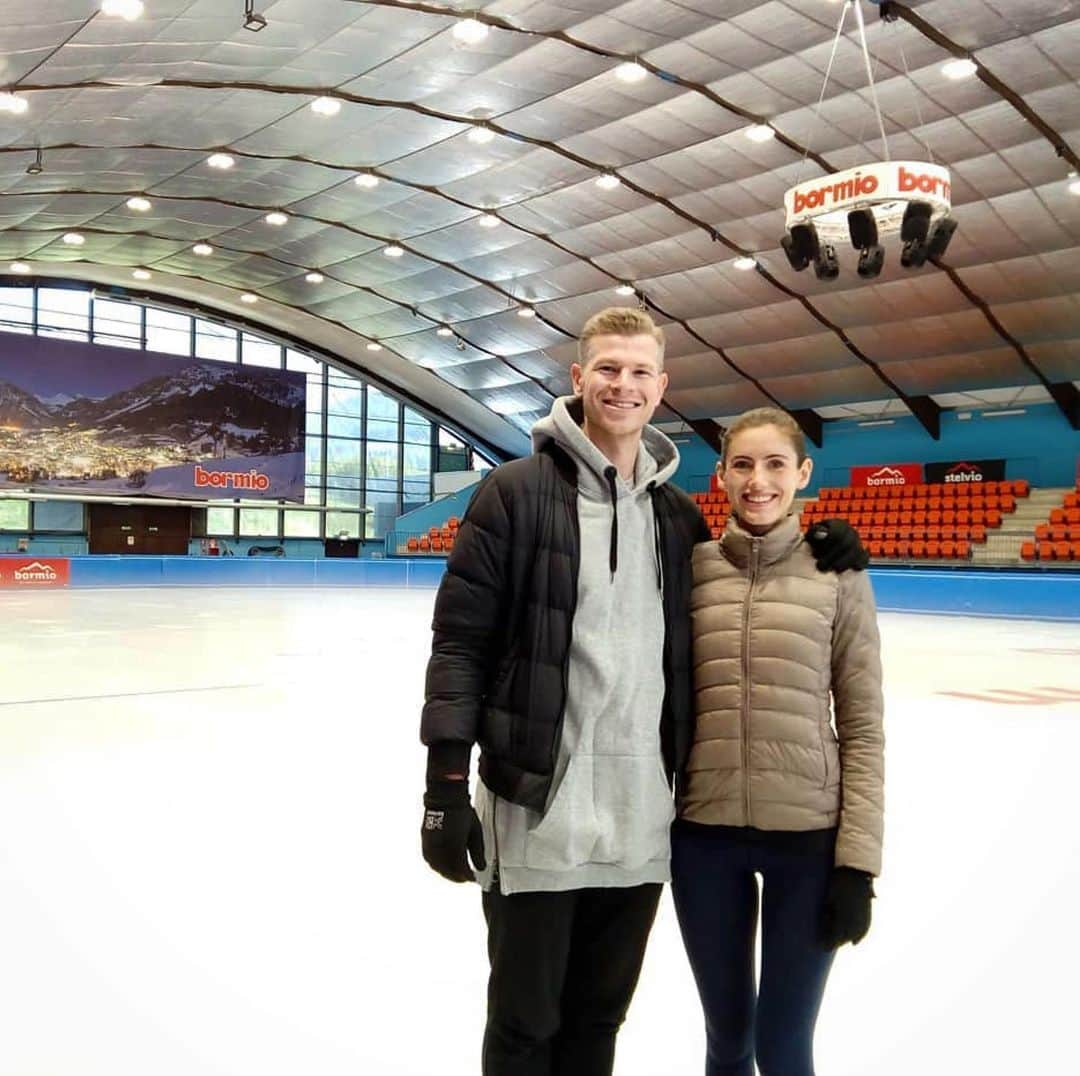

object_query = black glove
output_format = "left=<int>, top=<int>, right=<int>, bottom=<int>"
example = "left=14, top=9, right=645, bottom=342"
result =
left=821, top=866, right=874, bottom=949
left=805, top=518, right=870, bottom=572
left=421, top=778, right=486, bottom=883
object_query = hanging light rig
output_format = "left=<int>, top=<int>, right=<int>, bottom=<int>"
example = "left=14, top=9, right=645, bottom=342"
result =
left=781, top=0, right=958, bottom=280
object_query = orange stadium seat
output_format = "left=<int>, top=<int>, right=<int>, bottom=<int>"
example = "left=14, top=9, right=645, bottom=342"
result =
left=1049, top=508, right=1065, bottom=525
left=926, top=540, right=941, bottom=558
left=419, top=536, right=431, bottom=552
left=1073, top=541, right=1080, bottom=561
left=1038, top=541, right=1052, bottom=560
left=1054, top=541, right=1071, bottom=561
left=407, top=536, right=419, bottom=552
left=940, top=539, right=955, bottom=558
left=1021, top=541, right=1036, bottom=561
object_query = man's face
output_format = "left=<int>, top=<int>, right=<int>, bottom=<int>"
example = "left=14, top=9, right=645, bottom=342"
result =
left=570, top=333, right=668, bottom=444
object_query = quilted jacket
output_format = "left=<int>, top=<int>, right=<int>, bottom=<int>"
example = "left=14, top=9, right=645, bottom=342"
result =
left=681, top=512, right=885, bottom=875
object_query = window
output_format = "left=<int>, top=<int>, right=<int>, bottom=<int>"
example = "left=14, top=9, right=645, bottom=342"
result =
left=0, top=287, right=33, bottom=335
left=326, top=511, right=361, bottom=539
left=241, top=332, right=281, bottom=368
left=0, top=500, right=30, bottom=530
left=38, top=288, right=90, bottom=341
left=146, top=308, right=192, bottom=356
left=206, top=506, right=236, bottom=535
left=92, top=298, right=142, bottom=349
left=195, top=318, right=237, bottom=363
left=367, top=386, right=400, bottom=442
left=284, top=509, right=320, bottom=537
left=239, top=507, right=279, bottom=536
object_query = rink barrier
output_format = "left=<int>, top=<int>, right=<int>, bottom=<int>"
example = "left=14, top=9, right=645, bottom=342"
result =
left=4, top=556, right=1078, bottom=620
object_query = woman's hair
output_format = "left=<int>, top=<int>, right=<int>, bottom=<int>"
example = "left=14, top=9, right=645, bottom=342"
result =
left=721, top=407, right=808, bottom=464
left=578, top=307, right=666, bottom=368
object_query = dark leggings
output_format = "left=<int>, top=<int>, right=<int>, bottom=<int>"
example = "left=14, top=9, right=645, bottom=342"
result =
left=671, top=821, right=836, bottom=1076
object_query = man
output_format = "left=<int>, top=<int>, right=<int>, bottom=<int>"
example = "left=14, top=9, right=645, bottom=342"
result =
left=419, top=308, right=863, bottom=1076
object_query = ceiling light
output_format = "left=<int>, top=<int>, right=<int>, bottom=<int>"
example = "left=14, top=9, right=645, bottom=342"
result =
left=732, top=255, right=757, bottom=271
left=383, top=244, right=404, bottom=257
left=193, top=242, right=213, bottom=256
left=305, top=271, right=324, bottom=283
left=595, top=172, right=621, bottom=190
left=354, top=172, right=379, bottom=188
left=207, top=153, right=235, bottom=170
left=856, top=419, right=894, bottom=428
left=126, top=196, right=152, bottom=212
left=941, top=58, right=978, bottom=80
left=982, top=408, right=1026, bottom=418
left=101, top=0, right=144, bottom=18
left=436, top=326, right=453, bottom=337
left=614, top=61, right=647, bottom=83
left=10, top=261, right=31, bottom=274
left=453, top=18, right=489, bottom=45
left=1069, top=179, right=1080, bottom=196
left=243, top=0, right=267, bottom=31
left=478, top=212, right=500, bottom=227
left=517, top=306, right=536, bottom=318
left=366, top=341, right=383, bottom=351
left=467, top=124, right=495, bottom=144
left=62, top=232, right=85, bottom=246
left=26, top=148, right=43, bottom=175
left=745, top=124, right=776, bottom=143
left=240, top=293, right=258, bottom=304
left=265, top=211, right=288, bottom=226
left=310, top=96, right=341, bottom=117
left=132, top=268, right=152, bottom=280
left=0, top=92, right=28, bottom=115
left=615, top=283, right=636, bottom=297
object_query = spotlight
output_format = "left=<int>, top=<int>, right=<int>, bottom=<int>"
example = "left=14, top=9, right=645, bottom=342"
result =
left=732, top=256, right=757, bottom=271
left=781, top=222, right=819, bottom=272
left=478, top=213, right=500, bottom=227
left=848, top=209, right=884, bottom=279
left=126, top=196, right=152, bottom=212
left=383, top=244, right=404, bottom=258
left=243, top=0, right=267, bottom=32
left=614, top=62, right=647, bottom=83
left=366, top=341, right=383, bottom=351
left=305, top=271, right=324, bottom=283
left=615, top=283, right=636, bottom=297
left=193, top=242, right=213, bottom=256
left=517, top=306, right=536, bottom=318
left=467, top=125, right=495, bottom=144
left=0, top=92, right=28, bottom=115
left=265, top=211, right=288, bottom=226
left=101, top=0, right=144, bottom=17
left=941, top=58, right=978, bottom=80
left=354, top=172, right=379, bottom=188
left=240, top=292, right=258, bottom=304
left=813, top=243, right=839, bottom=281
left=857, top=245, right=885, bottom=279
left=62, top=232, right=85, bottom=246
left=310, top=97, right=341, bottom=116
left=1070, top=179, right=1080, bottom=196
left=10, top=261, right=31, bottom=274
left=925, top=215, right=958, bottom=260
left=453, top=18, right=489, bottom=45
left=436, top=326, right=453, bottom=337
left=595, top=173, right=621, bottom=190
left=132, top=268, right=152, bottom=280
left=26, top=148, right=43, bottom=175
left=745, top=124, right=775, bottom=143
left=207, top=153, right=235, bottom=169
left=900, top=201, right=932, bottom=269
left=456, top=337, right=467, bottom=351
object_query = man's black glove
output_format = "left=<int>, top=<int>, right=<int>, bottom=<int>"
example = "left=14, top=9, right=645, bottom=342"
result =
left=805, top=518, right=870, bottom=572
left=421, top=779, right=486, bottom=883
left=822, top=866, right=874, bottom=949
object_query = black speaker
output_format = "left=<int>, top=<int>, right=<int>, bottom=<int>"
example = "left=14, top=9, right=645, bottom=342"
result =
left=325, top=538, right=360, bottom=558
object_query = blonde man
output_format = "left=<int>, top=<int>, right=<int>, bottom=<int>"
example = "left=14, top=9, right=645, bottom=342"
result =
left=419, top=310, right=864, bottom=1076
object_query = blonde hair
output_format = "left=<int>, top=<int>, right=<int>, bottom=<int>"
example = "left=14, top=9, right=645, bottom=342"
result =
left=578, top=307, right=665, bottom=368
left=721, top=407, right=808, bottom=464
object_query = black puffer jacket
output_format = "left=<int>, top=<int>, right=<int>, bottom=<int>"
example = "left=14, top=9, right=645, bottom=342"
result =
left=421, top=442, right=706, bottom=811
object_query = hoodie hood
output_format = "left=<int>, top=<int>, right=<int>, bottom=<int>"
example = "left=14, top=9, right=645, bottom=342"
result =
left=531, top=395, right=679, bottom=499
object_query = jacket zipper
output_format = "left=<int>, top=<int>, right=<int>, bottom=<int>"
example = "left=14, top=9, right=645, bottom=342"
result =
left=550, top=484, right=581, bottom=782
left=742, top=538, right=761, bottom=826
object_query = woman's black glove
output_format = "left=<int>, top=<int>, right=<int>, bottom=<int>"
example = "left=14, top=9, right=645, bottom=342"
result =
left=421, top=778, right=486, bottom=883
left=805, top=519, right=870, bottom=572
left=822, top=866, right=874, bottom=949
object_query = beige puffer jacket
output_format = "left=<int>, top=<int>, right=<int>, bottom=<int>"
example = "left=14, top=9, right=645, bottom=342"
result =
left=681, top=513, right=884, bottom=876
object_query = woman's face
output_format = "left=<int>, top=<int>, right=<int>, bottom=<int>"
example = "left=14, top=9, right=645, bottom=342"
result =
left=719, top=423, right=813, bottom=534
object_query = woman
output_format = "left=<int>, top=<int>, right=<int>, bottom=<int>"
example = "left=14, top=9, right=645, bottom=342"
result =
left=672, top=407, right=885, bottom=1076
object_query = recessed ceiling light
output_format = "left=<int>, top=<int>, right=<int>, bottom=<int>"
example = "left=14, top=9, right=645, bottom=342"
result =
left=615, top=283, right=636, bottom=297
left=207, top=153, right=235, bottom=170
left=10, top=261, right=30, bottom=274
left=132, top=268, right=152, bottom=280
left=366, top=341, right=383, bottom=351
left=193, top=242, right=213, bottom=256
left=101, top=0, right=144, bottom=18
left=383, top=244, right=404, bottom=257
left=240, top=293, right=258, bottom=304
left=745, top=124, right=775, bottom=143
left=126, top=196, right=152, bottom=212
left=452, top=18, right=489, bottom=45
left=0, top=92, right=28, bottom=115
left=310, top=96, right=341, bottom=116
left=478, top=212, right=500, bottom=227
left=517, top=306, right=536, bottom=318
left=1068, top=179, right=1080, bottom=196
left=265, top=211, right=288, bottom=226
left=733, top=255, right=757, bottom=271
left=305, top=271, right=324, bottom=283
left=467, top=125, right=495, bottom=145
left=354, top=172, right=379, bottom=188
left=941, top=58, right=978, bottom=80
left=436, top=326, right=453, bottom=337
left=614, top=61, right=647, bottom=83
left=595, top=173, right=621, bottom=190
left=62, top=232, right=85, bottom=246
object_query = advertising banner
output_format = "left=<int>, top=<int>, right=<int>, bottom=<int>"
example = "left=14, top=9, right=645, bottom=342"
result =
left=0, top=335, right=305, bottom=502
left=850, top=463, right=924, bottom=488
left=0, top=556, right=71, bottom=588
left=924, top=459, right=1006, bottom=484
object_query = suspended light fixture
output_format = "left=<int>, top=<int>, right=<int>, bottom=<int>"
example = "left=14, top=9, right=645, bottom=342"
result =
left=383, top=244, right=404, bottom=258
left=732, top=256, right=757, bottom=271
left=478, top=213, right=500, bottom=227
left=779, top=0, right=957, bottom=281
left=126, top=196, right=152, bottom=212
left=132, top=268, right=152, bottom=280
left=207, top=153, right=235, bottom=169
left=744, top=124, right=775, bottom=143
left=265, top=211, right=288, bottom=226
left=243, top=0, right=267, bottom=31
left=517, top=306, right=536, bottom=318
left=614, top=283, right=636, bottom=297
left=305, top=271, right=324, bottom=283
left=467, top=124, right=495, bottom=144
left=941, top=58, right=978, bottom=80
left=366, top=341, right=383, bottom=351
left=354, top=172, right=379, bottom=188
left=595, top=172, right=621, bottom=190
left=310, top=96, right=341, bottom=116
left=193, top=242, right=213, bottom=256
left=26, top=147, right=44, bottom=175
left=101, top=0, right=144, bottom=20
left=62, top=232, right=85, bottom=246
left=10, top=262, right=31, bottom=274
left=615, top=61, right=647, bottom=83
left=0, top=91, right=28, bottom=114
left=240, top=293, right=259, bottom=304
left=453, top=18, right=489, bottom=45
left=436, top=326, right=454, bottom=337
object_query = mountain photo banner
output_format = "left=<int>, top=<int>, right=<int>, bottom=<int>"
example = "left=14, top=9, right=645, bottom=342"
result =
left=0, top=335, right=306, bottom=501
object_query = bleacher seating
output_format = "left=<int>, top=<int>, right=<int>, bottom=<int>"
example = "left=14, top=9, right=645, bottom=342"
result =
left=690, top=490, right=730, bottom=539
left=1024, top=482, right=1080, bottom=561
left=401, top=515, right=460, bottom=555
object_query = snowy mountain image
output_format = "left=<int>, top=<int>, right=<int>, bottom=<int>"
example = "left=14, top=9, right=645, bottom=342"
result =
left=0, top=380, right=56, bottom=428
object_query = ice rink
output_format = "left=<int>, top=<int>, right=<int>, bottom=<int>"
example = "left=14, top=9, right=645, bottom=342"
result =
left=1, top=585, right=1078, bottom=1075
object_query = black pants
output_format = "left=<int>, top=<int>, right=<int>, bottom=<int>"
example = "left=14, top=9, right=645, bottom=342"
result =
left=481, top=883, right=662, bottom=1076
left=671, top=822, right=837, bottom=1076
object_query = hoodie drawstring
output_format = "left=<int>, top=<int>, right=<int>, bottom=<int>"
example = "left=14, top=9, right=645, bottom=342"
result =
left=648, top=482, right=663, bottom=592
left=604, top=466, right=619, bottom=580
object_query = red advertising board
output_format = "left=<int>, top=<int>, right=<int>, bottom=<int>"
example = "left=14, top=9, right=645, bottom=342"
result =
left=850, top=463, right=924, bottom=489
left=0, top=557, right=71, bottom=588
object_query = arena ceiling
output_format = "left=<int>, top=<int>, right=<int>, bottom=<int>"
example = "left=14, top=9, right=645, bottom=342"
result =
left=1, top=0, right=1078, bottom=459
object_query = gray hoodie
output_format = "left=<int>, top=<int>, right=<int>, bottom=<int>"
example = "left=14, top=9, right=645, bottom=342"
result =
left=474, top=395, right=680, bottom=894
